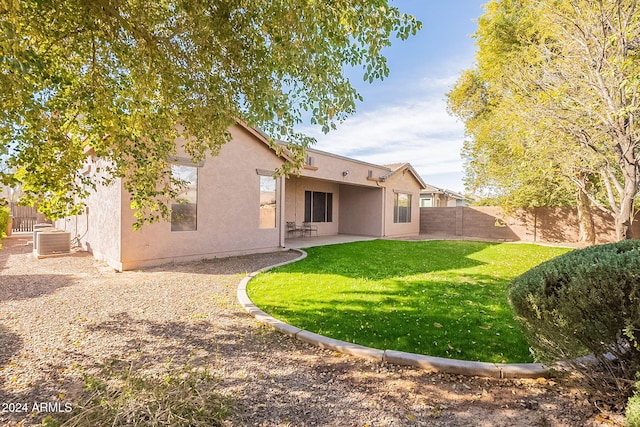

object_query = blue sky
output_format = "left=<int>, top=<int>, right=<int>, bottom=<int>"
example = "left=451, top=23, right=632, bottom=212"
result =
left=299, top=1, right=487, bottom=193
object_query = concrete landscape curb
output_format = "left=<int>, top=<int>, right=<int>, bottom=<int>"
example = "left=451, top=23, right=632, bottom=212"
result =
left=237, top=247, right=551, bottom=379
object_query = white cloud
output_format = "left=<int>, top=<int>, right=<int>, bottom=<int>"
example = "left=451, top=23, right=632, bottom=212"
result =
left=299, top=89, right=466, bottom=191
left=418, top=75, right=460, bottom=93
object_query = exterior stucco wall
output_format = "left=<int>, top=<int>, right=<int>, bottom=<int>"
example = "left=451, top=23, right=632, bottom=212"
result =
left=301, top=148, right=390, bottom=186
left=338, top=184, right=383, bottom=236
left=284, top=176, right=340, bottom=236
left=62, top=123, right=426, bottom=270
left=117, top=125, right=285, bottom=270
left=288, top=150, right=423, bottom=238
left=383, top=170, right=421, bottom=237
left=56, top=159, right=123, bottom=270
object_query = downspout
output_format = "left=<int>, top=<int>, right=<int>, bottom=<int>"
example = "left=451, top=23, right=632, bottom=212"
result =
left=279, top=176, right=286, bottom=248
left=382, top=186, right=386, bottom=237
left=374, top=180, right=386, bottom=237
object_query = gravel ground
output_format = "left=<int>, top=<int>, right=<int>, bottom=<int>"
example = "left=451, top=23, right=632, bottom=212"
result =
left=0, top=235, right=625, bottom=426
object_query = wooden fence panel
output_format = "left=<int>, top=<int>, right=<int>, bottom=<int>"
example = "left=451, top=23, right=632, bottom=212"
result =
left=10, top=203, right=39, bottom=232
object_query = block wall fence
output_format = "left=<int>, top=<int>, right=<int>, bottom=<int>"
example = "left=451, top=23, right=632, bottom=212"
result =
left=420, top=206, right=640, bottom=244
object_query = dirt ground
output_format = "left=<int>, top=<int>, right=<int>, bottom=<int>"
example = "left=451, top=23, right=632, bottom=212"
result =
left=0, top=235, right=626, bottom=426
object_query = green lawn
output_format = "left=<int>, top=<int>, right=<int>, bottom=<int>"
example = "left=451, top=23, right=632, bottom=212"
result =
left=247, top=240, right=571, bottom=363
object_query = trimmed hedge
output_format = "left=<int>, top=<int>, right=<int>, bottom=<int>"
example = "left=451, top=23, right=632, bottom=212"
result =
left=508, top=241, right=640, bottom=374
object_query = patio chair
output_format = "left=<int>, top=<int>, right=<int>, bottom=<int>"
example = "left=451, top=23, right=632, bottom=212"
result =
left=286, top=222, right=302, bottom=237
left=302, top=222, right=318, bottom=237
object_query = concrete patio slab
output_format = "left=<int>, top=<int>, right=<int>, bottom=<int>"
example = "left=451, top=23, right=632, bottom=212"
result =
left=285, top=234, right=377, bottom=249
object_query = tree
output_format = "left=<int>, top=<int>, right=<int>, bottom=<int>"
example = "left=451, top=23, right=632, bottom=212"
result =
left=448, top=67, right=599, bottom=243
left=447, top=50, right=597, bottom=242
left=449, top=0, right=640, bottom=241
left=0, top=0, right=421, bottom=228
left=448, top=70, right=577, bottom=208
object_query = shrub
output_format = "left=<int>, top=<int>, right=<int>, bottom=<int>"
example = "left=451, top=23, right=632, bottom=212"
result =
left=0, top=206, right=9, bottom=235
left=628, top=376, right=640, bottom=427
left=0, top=206, right=9, bottom=247
left=508, top=241, right=640, bottom=402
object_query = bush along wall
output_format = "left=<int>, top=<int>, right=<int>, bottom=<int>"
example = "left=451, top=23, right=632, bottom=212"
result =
left=0, top=206, right=10, bottom=246
left=508, top=240, right=640, bottom=405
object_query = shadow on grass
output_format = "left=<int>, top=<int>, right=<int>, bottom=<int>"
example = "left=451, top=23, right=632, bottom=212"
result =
left=276, top=240, right=495, bottom=280
left=250, top=240, right=547, bottom=362
left=257, top=272, right=531, bottom=363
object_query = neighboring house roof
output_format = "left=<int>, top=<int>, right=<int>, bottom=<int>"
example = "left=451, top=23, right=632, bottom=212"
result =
left=445, top=189, right=467, bottom=200
left=421, top=184, right=467, bottom=201
left=421, top=183, right=442, bottom=193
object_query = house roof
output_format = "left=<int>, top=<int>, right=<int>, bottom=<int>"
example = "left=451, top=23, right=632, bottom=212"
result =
left=303, top=145, right=393, bottom=170
left=300, top=149, right=427, bottom=190
left=380, top=163, right=428, bottom=190
left=236, top=120, right=427, bottom=190
left=234, top=119, right=293, bottom=162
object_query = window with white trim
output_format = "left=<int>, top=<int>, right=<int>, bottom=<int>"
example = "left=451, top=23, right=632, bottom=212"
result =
left=420, top=197, right=432, bottom=207
left=171, top=164, right=198, bottom=231
left=259, top=176, right=277, bottom=229
left=394, top=192, right=411, bottom=223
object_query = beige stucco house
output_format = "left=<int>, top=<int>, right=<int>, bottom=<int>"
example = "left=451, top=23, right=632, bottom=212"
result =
left=58, top=121, right=426, bottom=271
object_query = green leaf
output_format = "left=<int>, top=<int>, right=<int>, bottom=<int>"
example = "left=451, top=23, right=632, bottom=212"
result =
left=2, top=0, right=420, bottom=227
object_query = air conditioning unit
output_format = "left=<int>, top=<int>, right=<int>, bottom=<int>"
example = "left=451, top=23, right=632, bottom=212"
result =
left=34, top=230, right=71, bottom=257
left=33, top=224, right=55, bottom=251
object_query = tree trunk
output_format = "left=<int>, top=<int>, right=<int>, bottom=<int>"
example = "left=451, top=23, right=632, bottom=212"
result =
left=614, top=155, right=638, bottom=241
left=615, top=191, right=635, bottom=241
left=576, top=187, right=596, bottom=244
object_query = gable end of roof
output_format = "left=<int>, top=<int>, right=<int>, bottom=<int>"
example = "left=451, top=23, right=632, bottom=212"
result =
left=380, top=163, right=427, bottom=189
